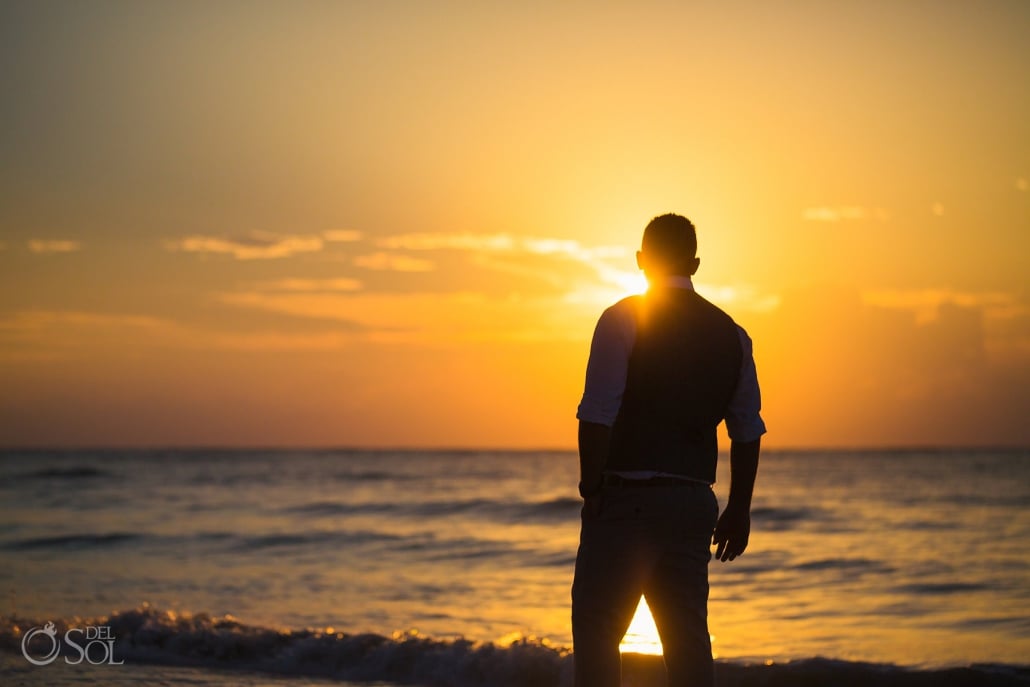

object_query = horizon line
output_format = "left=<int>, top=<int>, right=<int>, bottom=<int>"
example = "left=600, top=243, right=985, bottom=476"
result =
left=1, top=443, right=1027, bottom=454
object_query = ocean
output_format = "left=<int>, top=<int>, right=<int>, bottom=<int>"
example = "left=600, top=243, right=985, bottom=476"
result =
left=1, top=448, right=1028, bottom=686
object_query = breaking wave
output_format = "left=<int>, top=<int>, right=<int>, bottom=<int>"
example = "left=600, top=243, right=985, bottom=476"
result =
left=2, top=606, right=1028, bottom=687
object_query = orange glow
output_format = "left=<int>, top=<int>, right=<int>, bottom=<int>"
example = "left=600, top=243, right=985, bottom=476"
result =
left=0, top=3, right=1027, bottom=448
left=619, top=598, right=663, bottom=656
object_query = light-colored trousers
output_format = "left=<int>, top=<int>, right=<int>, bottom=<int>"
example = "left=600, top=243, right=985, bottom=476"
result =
left=571, top=482, right=719, bottom=687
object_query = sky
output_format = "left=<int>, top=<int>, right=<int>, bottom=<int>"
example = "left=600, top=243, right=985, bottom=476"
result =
left=1, top=1, right=1028, bottom=448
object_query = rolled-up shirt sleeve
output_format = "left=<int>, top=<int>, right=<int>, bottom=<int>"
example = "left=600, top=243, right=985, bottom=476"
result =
left=576, top=302, right=635, bottom=427
left=724, top=326, right=767, bottom=443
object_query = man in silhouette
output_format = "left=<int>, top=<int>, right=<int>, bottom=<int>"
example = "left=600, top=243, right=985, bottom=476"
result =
left=572, top=213, right=765, bottom=687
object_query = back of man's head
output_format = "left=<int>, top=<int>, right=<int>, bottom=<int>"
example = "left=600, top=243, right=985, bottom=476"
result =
left=641, top=213, right=698, bottom=276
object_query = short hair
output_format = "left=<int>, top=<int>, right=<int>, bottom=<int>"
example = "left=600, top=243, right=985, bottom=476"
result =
left=642, top=213, right=697, bottom=273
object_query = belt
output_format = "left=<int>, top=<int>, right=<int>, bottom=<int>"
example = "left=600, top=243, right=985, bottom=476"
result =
left=602, top=474, right=701, bottom=488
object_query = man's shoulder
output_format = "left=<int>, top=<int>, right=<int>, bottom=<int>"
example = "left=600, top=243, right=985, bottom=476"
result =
left=685, top=291, right=751, bottom=352
left=687, top=289, right=738, bottom=325
left=593, top=295, right=644, bottom=341
left=602, top=294, right=645, bottom=319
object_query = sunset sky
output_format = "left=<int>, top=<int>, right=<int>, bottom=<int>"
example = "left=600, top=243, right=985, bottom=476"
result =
left=1, top=2, right=1027, bottom=448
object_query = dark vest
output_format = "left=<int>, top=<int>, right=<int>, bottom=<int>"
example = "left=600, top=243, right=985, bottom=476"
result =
left=607, top=288, right=743, bottom=483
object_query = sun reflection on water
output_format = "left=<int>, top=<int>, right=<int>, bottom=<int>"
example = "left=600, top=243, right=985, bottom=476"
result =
left=619, top=597, right=663, bottom=656
left=619, top=597, right=721, bottom=658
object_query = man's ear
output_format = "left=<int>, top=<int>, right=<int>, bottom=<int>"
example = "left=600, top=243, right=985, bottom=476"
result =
left=688, top=256, right=700, bottom=276
left=636, top=251, right=645, bottom=271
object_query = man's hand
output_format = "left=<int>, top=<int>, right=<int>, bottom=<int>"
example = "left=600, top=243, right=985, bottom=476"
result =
left=712, top=504, right=750, bottom=562
left=578, top=421, right=610, bottom=520
left=715, top=437, right=760, bottom=562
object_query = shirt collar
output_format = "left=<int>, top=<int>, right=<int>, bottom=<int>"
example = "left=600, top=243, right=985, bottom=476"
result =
left=649, top=274, right=695, bottom=290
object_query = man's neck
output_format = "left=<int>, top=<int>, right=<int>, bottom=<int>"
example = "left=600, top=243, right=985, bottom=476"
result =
left=648, top=274, right=694, bottom=290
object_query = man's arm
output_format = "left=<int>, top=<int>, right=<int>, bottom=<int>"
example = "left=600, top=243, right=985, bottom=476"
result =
left=713, top=437, right=760, bottom=562
left=576, top=301, right=633, bottom=507
left=578, top=421, right=611, bottom=507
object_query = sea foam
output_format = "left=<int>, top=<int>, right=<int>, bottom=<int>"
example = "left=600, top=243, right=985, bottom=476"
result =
left=2, top=606, right=1028, bottom=687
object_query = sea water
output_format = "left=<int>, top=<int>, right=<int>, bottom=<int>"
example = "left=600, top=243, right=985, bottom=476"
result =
left=1, top=448, right=1028, bottom=686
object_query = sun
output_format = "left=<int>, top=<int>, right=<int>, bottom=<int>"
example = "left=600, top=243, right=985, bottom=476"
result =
left=611, top=270, right=649, bottom=297
left=619, top=597, right=663, bottom=655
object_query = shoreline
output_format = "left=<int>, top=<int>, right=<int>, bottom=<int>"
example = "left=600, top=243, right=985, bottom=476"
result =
left=3, top=607, right=1029, bottom=687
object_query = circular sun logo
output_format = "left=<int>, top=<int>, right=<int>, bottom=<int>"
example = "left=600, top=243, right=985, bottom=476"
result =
left=21, top=621, right=61, bottom=666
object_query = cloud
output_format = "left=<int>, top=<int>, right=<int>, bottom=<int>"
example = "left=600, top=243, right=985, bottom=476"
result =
left=861, top=288, right=1028, bottom=351
left=354, top=252, right=435, bottom=272
left=167, top=232, right=323, bottom=260
left=217, top=287, right=599, bottom=344
left=802, top=206, right=888, bottom=222
left=323, top=229, right=363, bottom=242
left=0, top=309, right=368, bottom=357
left=862, top=288, right=1019, bottom=314
left=755, top=285, right=1030, bottom=446
left=0, top=310, right=181, bottom=361
left=381, top=231, right=627, bottom=261
left=379, top=231, right=633, bottom=292
left=524, top=238, right=629, bottom=262
left=205, top=331, right=358, bottom=352
left=695, top=284, right=782, bottom=313
left=468, top=254, right=568, bottom=288
left=0, top=310, right=169, bottom=332
left=253, top=278, right=364, bottom=292
left=27, top=239, right=82, bottom=254
left=510, top=236, right=634, bottom=292
left=380, top=232, right=518, bottom=252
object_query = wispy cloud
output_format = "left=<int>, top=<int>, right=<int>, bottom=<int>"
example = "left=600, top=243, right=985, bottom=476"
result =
left=27, top=239, right=82, bottom=254
left=0, top=309, right=365, bottom=356
left=323, top=229, right=363, bottom=242
left=354, top=252, right=436, bottom=272
left=695, top=284, right=782, bottom=313
left=802, top=206, right=888, bottom=222
left=468, top=254, right=568, bottom=288
left=205, top=331, right=358, bottom=352
left=0, top=310, right=169, bottom=332
left=379, top=231, right=634, bottom=291
left=520, top=238, right=637, bottom=295
left=382, top=231, right=627, bottom=260
left=254, top=278, right=363, bottom=292
left=0, top=310, right=178, bottom=361
left=380, top=232, right=518, bottom=252
left=524, top=238, right=627, bottom=260
left=167, top=232, right=324, bottom=260
left=217, top=287, right=599, bottom=344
